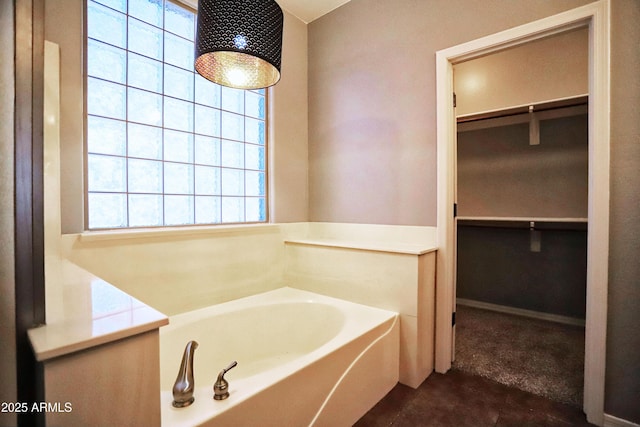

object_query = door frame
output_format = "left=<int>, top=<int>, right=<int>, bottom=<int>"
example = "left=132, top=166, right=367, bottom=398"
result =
left=434, top=1, right=610, bottom=425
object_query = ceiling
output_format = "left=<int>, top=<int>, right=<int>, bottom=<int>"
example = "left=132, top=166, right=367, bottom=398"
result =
left=276, top=0, right=352, bottom=23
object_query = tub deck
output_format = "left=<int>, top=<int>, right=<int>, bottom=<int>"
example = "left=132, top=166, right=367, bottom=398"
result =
left=160, top=287, right=399, bottom=427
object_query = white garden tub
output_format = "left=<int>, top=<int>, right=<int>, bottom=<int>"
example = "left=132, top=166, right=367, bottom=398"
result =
left=160, top=287, right=399, bottom=427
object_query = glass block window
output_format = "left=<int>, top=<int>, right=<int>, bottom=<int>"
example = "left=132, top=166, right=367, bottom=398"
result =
left=86, top=0, right=267, bottom=229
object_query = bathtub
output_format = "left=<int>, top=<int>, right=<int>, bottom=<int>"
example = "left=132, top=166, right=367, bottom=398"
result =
left=160, top=287, right=399, bottom=427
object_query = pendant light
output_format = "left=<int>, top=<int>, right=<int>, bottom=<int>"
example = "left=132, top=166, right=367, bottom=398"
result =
left=195, top=0, right=284, bottom=90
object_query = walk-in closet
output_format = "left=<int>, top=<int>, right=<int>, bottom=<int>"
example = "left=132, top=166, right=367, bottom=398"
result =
left=451, top=28, right=589, bottom=407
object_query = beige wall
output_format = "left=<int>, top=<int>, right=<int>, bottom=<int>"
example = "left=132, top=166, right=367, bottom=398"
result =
left=308, top=0, right=592, bottom=226
left=606, top=0, right=640, bottom=423
left=45, top=0, right=84, bottom=233
left=309, top=0, right=588, bottom=225
left=45, top=0, right=309, bottom=233
left=270, top=11, right=309, bottom=222
left=309, top=0, right=640, bottom=423
left=0, top=2, right=17, bottom=426
left=454, top=28, right=588, bottom=116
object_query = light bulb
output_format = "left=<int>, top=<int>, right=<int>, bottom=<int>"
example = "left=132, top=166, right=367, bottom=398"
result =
left=225, top=67, right=250, bottom=87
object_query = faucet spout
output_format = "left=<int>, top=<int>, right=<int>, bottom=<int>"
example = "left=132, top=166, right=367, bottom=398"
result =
left=172, top=340, right=199, bottom=408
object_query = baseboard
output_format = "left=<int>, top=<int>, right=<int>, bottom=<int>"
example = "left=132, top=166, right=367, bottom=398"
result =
left=456, top=298, right=586, bottom=327
left=604, top=414, right=640, bottom=427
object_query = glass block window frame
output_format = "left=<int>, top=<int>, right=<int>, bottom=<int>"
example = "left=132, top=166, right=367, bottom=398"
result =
left=85, top=0, right=268, bottom=230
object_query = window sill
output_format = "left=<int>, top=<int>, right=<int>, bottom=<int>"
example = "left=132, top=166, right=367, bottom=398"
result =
left=77, top=223, right=279, bottom=243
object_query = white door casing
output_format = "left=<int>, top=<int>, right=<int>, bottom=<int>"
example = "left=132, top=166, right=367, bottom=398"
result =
left=435, top=1, right=610, bottom=425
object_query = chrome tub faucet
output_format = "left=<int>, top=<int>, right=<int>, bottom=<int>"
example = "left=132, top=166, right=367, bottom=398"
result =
left=172, top=340, right=198, bottom=408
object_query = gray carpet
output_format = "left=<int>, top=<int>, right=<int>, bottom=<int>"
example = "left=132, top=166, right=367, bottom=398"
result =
left=453, top=304, right=585, bottom=407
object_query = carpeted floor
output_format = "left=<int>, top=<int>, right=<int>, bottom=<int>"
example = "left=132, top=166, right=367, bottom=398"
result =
left=453, top=304, right=585, bottom=407
left=355, top=369, right=594, bottom=426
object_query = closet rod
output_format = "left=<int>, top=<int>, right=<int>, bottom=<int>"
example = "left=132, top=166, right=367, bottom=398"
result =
left=457, top=103, right=587, bottom=134
left=457, top=94, right=588, bottom=124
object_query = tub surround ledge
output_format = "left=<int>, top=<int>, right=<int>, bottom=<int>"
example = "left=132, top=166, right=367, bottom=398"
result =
left=284, top=238, right=437, bottom=255
left=28, top=257, right=168, bottom=362
left=28, top=257, right=167, bottom=426
left=283, top=228, right=438, bottom=389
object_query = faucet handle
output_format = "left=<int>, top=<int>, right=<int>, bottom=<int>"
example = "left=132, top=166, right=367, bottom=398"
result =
left=223, top=361, right=237, bottom=372
left=213, top=360, right=237, bottom=401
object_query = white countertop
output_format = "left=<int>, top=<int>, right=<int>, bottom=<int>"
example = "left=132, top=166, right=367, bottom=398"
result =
left=28, top=258, right=168, bottom=362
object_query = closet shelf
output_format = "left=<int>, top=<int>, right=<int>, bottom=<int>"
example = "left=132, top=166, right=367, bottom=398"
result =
left=457, top=216, right=587, bottom=222
left=457, top=216, right=588, bottom=231
left=456, top=94, right=588, bottom=123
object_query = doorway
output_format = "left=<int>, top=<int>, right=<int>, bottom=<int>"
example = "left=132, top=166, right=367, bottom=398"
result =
left=434, top=2, right=610, bottom=426
left=454, top=96, right=589, bottom=407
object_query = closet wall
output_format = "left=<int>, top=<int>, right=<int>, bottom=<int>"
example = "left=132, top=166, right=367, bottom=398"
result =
left=457, top=112, right=588, bottom=218
left=454, top=28, right=589, bottom=321
left=454, top=28, right=588, bottom=116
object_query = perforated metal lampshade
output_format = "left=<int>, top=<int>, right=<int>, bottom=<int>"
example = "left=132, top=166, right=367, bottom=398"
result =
left=195, top=0, right=284, bottom=90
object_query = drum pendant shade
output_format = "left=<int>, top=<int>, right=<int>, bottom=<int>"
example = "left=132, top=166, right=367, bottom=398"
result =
left=195, top=0, right=284, bottom=90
